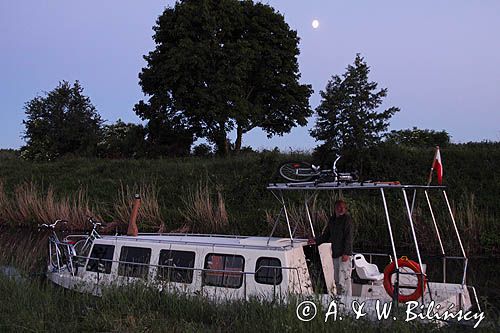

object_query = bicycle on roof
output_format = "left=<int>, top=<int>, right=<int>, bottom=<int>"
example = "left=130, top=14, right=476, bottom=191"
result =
left=279, top=155, right=359, bottom=183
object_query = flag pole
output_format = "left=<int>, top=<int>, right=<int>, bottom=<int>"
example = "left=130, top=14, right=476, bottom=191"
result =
left=427, top=146, right=439, bottom=186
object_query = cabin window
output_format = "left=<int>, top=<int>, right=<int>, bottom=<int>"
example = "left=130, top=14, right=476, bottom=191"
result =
left=203, top=254, right=244, bottom=288
left=157, top=250, right=195, bottom=284
left=86, top=244, right=114, bottom=274
left=118, top=246, right=151, bottom=279
left=255, top=257, right=283, bottom=285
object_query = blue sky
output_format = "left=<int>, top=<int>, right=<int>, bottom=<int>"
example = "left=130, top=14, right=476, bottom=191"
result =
left=1, top=0, right=499, bottom=151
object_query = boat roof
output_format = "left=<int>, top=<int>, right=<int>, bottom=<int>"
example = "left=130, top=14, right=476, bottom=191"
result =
left=267, top=182, right=446, bottom=191
left=98, top=233, right=307, bottom=251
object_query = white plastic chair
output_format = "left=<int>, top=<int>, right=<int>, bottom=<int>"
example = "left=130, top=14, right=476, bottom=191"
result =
left=353, top=254, right=384, bottom=281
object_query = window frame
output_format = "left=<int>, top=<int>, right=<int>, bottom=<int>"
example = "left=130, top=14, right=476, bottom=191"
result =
left=157, top=249, right=196, bottom=284
left=203, top=253, right=245, bottom=289
left=86, top=244, right=115, bottom=274
left=117, top=246, right=152, bottom=279
left=255, top=257, right=283, bottom=285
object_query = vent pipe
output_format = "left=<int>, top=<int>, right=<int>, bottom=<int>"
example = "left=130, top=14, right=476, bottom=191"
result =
left=127, top=194, right=141, bottom=236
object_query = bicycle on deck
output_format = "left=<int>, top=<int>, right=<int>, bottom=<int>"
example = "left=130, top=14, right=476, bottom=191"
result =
left=71, top=217, right=103, bottom=264
left=38, top=219, right=77, bottom=275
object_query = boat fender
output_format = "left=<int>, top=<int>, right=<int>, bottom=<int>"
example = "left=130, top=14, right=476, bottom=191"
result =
left=383, top=256, right=427, bottom=303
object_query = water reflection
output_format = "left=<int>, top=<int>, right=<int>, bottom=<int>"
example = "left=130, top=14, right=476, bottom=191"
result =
left=0, top=265, right=25, bottom=283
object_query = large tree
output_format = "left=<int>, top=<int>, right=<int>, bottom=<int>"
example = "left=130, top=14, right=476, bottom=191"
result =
left=21, top=81, right=103, bottom=160
left=135, top=0, right=313, bottom=155
left=311, top=54, right=400, bottom=156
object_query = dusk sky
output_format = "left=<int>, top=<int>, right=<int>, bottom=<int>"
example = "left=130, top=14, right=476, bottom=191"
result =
left=1, top=1, right=499, bottom=151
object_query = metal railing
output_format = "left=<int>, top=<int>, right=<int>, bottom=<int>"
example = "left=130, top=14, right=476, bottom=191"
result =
left=59, top=253, right=305, bottom=299
left=100, top=235, right=294, bottom=252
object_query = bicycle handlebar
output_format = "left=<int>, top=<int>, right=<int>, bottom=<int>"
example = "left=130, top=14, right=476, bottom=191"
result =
left=88, top=217, right=103, bottom=228
left=38, top=219, right=68, bottom=230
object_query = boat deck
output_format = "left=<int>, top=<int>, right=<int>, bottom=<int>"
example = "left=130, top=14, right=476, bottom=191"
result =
left=99, top=233, right=307, bottom=251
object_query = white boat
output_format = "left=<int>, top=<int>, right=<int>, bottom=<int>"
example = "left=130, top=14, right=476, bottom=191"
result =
left=46, top=181, right=482, bottom=323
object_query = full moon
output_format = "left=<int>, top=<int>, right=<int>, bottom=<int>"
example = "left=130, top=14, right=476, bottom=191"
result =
left=312, top=19, right=320, bottom=29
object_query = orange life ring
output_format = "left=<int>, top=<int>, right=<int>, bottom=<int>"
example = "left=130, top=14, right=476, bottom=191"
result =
left=383, top=256, right=427, bottom=303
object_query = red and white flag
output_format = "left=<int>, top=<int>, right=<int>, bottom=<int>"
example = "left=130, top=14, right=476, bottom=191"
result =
left=430, top=147, right=443, bottom=185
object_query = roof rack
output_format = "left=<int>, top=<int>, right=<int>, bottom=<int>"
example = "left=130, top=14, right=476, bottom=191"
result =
left=265, top=181, right=468, bottom=291
left=267, top=181, right=446, bottom=191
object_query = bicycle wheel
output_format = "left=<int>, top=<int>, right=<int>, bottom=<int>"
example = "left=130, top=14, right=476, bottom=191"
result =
left=74, top=239, right=89, bottom=256
left=49, top=242, right=60, bottom=270
left=64, top=245, right=77, bottom=274
left=74, top=239, right=91, bottom=266
left=279, top=162, right=315, bottom=182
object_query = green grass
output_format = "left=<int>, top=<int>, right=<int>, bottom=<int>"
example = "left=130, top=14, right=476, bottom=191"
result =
left=0, top=274, right=497, bottom=332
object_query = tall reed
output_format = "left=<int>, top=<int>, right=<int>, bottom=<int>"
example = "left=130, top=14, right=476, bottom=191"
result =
left=113, top=182, right=163, bottom=230
left=0, top=180, right=98, bottom=230
left=179, top=182, right=228, bottom=233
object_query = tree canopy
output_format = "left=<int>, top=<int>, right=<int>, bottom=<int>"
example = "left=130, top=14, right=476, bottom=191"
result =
left=98, top=120, right=147, bottom=158
left=21, top=81, right=103, bottom=160
left=311, top=54, right=400, bottom=157
left=385, top=127, right=451, bottom=147
left=135, top=0, right=313, bottom=155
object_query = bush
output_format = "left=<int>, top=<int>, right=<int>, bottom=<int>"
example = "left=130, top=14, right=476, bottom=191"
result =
left=192, top=143, right=213, bottom=157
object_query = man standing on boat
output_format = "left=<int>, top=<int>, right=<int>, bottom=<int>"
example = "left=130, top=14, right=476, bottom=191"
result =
left=309, top=199, right=353, bottom=295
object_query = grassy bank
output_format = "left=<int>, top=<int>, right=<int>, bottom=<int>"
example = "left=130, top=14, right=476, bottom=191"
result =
left=0, top=144, right=498, bottom=255
left=0, top=274, right=498, bottom=332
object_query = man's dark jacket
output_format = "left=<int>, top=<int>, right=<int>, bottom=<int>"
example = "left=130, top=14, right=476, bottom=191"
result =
left=315, top=213, right=353, bottom=258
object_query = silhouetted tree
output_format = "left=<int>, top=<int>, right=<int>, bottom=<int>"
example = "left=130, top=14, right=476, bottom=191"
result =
left=99, top=120, right=147, bottom=158
left=140, top=114, right=195, bottom=157
left=21, top=81, right=103, bottom=160
left=310, top=53, right=399, bottom=174
left=311, top=54, right=400, bottom=160
left=385, top=127, right=451, bottom=147
left=192, top=143, right=213, bottom=157
left=135, top=0, right=313, bottom=156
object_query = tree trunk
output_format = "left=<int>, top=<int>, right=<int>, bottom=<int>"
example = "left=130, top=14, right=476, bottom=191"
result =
left=214, top=125, right=229, bottom=156
left=223, top=137, right=229, bottom=156
left=234, top=124, right=243, bottom=153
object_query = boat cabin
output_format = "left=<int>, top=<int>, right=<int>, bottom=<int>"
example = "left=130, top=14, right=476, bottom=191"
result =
left=51, top=233, right=318, bottom=300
